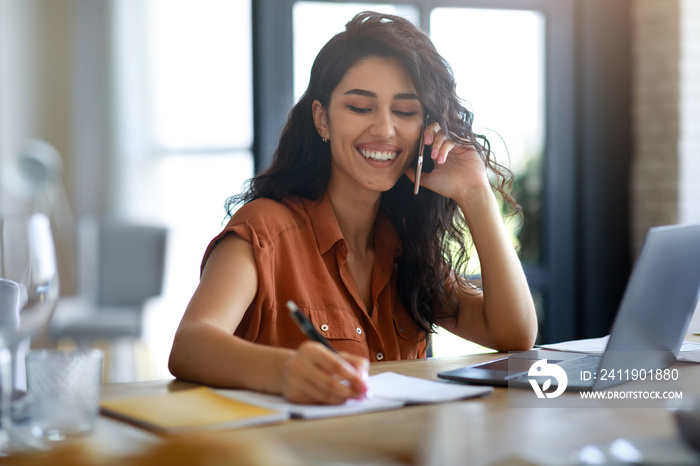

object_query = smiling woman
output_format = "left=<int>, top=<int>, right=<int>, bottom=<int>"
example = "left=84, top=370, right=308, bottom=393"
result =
left=313, top=56, right=423, bottom=194
left=168, top=11, right=537, bottom=405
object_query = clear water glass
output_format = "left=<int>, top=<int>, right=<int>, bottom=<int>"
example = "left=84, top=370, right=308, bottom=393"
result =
left=27, top=349, right=103, bottom=441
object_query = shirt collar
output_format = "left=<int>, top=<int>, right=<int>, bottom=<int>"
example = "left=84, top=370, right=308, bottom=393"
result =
left=303, top=194, right=401, bottom=257
left=303, top=194, right=344, bottom=254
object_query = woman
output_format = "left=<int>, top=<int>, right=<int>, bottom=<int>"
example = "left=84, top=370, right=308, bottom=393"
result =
left=169, top=11, right=537, bottom=404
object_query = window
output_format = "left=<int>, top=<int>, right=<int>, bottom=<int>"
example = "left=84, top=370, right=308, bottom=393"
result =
left=431, top=8, right=546, bottom=265
left=115, top=0, right=255, bottom=379
left=429, top=7, right=546, bottom=355
left=148, top=0, right=252, bottom=151
left=293, top=2, right=419, bottom=101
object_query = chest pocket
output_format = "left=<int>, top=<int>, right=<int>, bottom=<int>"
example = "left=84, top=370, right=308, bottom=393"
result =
left=307, top=308, right=367, bottom=356
left=393, top=312, right=426, bottom=359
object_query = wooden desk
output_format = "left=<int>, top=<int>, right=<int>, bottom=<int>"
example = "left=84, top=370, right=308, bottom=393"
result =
left=91, top=353, right=500, bottom=465
left=16, top=336, right=700, bottom=466
left=83, top=341, right=700, bottom=466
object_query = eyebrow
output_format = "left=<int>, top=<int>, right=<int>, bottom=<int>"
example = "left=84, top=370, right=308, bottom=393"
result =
left=343, top=88, right=420, bottom=101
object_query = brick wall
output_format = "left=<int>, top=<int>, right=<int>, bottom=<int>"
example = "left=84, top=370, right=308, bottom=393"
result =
left=634, top=0, right=700, bottom=330
left=632, top=0, right=700, bottom=252
left=631, top=0, right=681, bottom=251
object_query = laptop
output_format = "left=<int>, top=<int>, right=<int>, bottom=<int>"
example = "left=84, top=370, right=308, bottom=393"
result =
left=438, top=223, right=700, bottom=391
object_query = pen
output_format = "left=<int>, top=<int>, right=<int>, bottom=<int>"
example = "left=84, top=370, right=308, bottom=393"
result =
left=413, top=116, right=428, bottom=195
left=286, top=300, right=371, bottom=398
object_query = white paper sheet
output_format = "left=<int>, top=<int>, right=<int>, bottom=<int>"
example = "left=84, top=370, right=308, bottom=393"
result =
left=366, top=372, right=493, bottom=404
left=538, top=336, right=610, bottom=353
left=216, top=372, right=493, bottom=419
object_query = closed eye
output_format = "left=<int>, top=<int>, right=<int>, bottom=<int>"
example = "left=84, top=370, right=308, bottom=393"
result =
left=347, top=105, right=371, bottom=114
left=394, top=110, right=418, bottom=117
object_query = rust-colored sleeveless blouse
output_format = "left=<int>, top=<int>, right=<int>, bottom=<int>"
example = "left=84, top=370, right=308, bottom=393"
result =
left=201, top=195, right=427, bottom=361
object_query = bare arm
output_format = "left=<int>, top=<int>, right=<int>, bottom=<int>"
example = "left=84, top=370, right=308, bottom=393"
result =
left=168, top=233, right=368, bottom=403
left=406, top=124, right=537, bottom=351
left=443, top=187, right=537, bottom=351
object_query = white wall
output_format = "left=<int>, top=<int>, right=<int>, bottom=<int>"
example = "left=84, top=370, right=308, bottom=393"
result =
left=679, top=0, right=700, bottom=225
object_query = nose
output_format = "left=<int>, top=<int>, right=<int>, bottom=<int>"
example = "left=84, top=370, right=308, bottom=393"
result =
left=369, top=108, right=396, bottom=140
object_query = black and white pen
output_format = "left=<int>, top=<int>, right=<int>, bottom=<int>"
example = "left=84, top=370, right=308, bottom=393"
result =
left=286, top=300, right=371, bottom=398
left=413, top=115, right=428, bottom=195
left=287, top=300, right=337, bottom=353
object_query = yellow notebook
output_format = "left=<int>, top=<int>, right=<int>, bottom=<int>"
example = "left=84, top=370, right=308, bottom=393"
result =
left=100, top=386, right=289, bottom=434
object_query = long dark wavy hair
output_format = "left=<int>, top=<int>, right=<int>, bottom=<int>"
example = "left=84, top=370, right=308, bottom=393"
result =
left=226, top=11, right=520, bottom=335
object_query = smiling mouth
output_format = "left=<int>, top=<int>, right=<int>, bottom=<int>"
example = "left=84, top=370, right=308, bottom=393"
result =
left=357, top=148, right=399, bottom=162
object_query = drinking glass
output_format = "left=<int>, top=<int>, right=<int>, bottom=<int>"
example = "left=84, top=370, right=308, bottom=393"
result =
left=0, top=214, right=59, bottom=454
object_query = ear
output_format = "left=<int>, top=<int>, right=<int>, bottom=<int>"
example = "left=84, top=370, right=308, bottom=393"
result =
left=312, top=100, right=329, bottom=140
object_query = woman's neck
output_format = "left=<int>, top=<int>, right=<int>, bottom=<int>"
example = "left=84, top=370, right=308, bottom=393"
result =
left=326, top=183, right=380, bottom=255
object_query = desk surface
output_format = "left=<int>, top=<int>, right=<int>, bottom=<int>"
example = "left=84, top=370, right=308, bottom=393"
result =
left=41, top=337, right=700, bottom=465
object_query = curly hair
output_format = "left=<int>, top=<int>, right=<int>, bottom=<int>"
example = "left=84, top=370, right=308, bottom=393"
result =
left=226, top=11, right=520, bottom=334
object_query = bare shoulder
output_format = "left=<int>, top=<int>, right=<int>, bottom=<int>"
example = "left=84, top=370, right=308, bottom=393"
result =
left=199, top=240, right=252, bottom=294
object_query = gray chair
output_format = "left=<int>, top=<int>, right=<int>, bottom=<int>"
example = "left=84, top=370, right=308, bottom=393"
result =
left=49, top=216, right=167, bottom=382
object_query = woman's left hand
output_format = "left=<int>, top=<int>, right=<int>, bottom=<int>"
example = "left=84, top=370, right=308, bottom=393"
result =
left=404, top=122, right=491, bottom=205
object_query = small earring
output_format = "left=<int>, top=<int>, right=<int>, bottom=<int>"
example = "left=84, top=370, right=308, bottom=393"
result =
left=321, top=136, right=328, bottom=143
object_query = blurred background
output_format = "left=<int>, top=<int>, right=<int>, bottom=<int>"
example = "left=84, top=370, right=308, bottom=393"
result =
left=0, top=0, right=698, bottom=382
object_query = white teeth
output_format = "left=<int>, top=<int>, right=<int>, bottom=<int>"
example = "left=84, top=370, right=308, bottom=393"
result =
left=358, top=148, right=398, bottom=161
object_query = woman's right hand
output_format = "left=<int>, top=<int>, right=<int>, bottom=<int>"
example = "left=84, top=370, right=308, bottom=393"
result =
left=280, top=342, right=370, bottom=404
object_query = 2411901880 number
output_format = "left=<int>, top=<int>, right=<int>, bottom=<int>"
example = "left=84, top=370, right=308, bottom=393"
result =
left=580, top=368, right=680, bottom=382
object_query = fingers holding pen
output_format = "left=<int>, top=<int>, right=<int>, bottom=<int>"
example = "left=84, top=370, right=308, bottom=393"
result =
left=281, top=342, right=369, bottom=404
left=408, top=121, right=490, bottom=201
left=338, top=352, right=370, bottom=395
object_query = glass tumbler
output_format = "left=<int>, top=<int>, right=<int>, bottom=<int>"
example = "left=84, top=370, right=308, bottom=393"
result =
left=27, top=348, right=103, bottom=441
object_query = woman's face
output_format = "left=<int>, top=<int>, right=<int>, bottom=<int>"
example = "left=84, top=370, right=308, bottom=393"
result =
left=313, top=56, right=424, bottom=197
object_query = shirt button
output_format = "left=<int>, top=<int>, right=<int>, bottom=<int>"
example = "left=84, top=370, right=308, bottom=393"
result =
left=320, top=324, right=329, bottom=332
left=376, top=352, right=384, bottom=361
left=356, top=327, right=362, bottom=335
